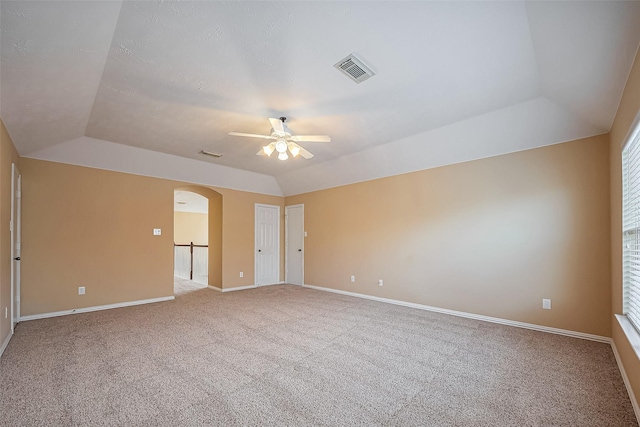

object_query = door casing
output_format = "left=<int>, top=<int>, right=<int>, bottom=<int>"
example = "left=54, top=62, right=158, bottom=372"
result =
left=285, top=204, right=304, bottom=285
left=10, top=163, right=21, bottom=331
left=255, top=204, right=280, bottom=286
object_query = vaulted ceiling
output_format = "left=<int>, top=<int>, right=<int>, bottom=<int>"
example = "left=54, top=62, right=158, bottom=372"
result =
left=2, top=1, right=640, bottom=196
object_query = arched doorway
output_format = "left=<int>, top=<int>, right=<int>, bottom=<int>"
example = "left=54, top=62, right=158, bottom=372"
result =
left=173, top=186, right=223, bottom=294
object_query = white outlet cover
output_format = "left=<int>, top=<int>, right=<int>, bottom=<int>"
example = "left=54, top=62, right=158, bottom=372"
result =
left=351, top=275, right=355, bottom=282
left=240, top=272, right=243, bottom=278
left=378, top=279, right=384, bottom=286
left=542, top=299, right=551, bottom=309
left=78, top=286, right=86, bottom=295
left=153, top=228, right=162, bottom=236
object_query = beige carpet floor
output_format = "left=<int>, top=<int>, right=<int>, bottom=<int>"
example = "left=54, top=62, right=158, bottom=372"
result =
left=0, top=284, right=637, bottom=426
left=174, top=276, right=208, bottom=296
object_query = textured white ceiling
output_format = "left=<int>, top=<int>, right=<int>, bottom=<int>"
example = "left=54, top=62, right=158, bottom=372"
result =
left=2, top=1, right=640, bottom=196
left=174, top=190, right=207, bottom=214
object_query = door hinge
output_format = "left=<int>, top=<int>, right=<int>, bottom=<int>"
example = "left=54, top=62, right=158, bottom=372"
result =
left=16, top=191, right=21, bottom=198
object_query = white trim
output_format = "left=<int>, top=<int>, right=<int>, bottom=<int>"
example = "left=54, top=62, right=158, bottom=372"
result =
left=302, top=284, right=610, bottom=343
left=0, top=331, right=12, bottom=359
left=611, top=340, right=640, bottom=424
left=212, top=282, right=285, bottom=293
left=222, top=285, right=257, bottom=293
left=19, top=296, right=175, bottom=322
left=616, top=314, right=640, bottom=360
left=10, top=163, right=21, bottom=334
left=263, top=281, right=286, bottom=287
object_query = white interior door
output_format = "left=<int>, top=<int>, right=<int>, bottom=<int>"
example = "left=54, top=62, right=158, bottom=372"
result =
left=286, top=205, right=304, bottom=285
left=10, top=164, right=21, bottom=332
left=255, top=204, right=280, bottom=286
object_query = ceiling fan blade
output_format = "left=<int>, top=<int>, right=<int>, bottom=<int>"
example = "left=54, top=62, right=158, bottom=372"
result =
left=288, top=142, right=314, bottom=159
left=287, top=141, right=314, bottom=159
left=298, top=146, right=314, bottom=159
left=287, top=141, right=313, bottom=159
left=229, top=132, right=274, bottom=140
left=269, top=118, right=286, bottom=135
left=291, top=135, right=331, bottom=143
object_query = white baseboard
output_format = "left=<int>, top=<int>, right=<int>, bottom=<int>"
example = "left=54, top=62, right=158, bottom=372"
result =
left=19, top=296, right=175, bottom=322
left=213, top=282, right=285, bottom=293
left=221, top=284, right=257, bottom=293
left=302, top=284, right=610, bottom=343
left=0, top=331, right=12, bottom=359
left=611, top=340, right=640, bottom=424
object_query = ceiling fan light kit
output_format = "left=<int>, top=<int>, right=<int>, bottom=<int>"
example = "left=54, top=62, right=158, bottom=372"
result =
left=275, top=139, right=288, bottom=153
left=229, top=117, right=330, bottom=161
left=262, top=143, right=275, bottom=157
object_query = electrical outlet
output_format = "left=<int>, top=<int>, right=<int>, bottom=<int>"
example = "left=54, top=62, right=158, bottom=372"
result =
left=240, top=272, right=243, bottom=278
left=153, top=228, right=162, bottom=236
left=378, top=279, right=384, bottom=287
left=351, top=275, right=355, bottom=282
left=78, top=286, right=86, bottom=295
left=542, top=298, right=551, bottom=309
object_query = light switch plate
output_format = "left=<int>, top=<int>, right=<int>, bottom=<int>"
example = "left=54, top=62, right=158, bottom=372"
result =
left=153, top=228, right=162, bottom=236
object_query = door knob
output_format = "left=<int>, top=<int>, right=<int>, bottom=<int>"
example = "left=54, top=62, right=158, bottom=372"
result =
left=298, top=249, right=302, bottom=252
left=14, top=257, right=20, bottom=261
left=258, top=249, right=262, bottom=252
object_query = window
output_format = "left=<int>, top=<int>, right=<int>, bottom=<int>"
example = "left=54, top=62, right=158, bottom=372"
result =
left=622, top=121, right=640, bottom=334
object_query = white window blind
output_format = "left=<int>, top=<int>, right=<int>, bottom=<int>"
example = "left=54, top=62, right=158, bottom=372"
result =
left=622, top=122, right=640, bottom=334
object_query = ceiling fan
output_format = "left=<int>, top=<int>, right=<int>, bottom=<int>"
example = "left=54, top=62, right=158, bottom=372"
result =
left=229, top=117, right=331, bottom=160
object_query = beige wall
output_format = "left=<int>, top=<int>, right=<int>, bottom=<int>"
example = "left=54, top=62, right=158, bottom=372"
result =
left=0, top=120, right=20, bottom=348
left=174, top=212, right=208, bottom=245
left=287, top=134, right=611, bottom=337
left=216, top=188, right=284, bottom=289
left=20, top=158, right=284, bottom=315
left=610, top=48, right=640, bottom=409
left=21, top=159, right=175, bottom=314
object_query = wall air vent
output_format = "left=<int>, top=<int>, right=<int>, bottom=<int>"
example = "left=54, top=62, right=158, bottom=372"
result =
left=334, top=54, right=376, bottom=84
left=200, top=150, right=222, bottom=158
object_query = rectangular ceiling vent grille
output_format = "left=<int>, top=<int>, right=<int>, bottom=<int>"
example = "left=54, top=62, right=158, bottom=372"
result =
left=334, top=54, right=376, bottom=84
left=200, top=150, right=222, bottom=158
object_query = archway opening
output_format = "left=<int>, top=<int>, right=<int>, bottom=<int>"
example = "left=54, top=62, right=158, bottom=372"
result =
left=174, top=190, right=208, bottom=294
left=173, top=186, right=223, bottom=295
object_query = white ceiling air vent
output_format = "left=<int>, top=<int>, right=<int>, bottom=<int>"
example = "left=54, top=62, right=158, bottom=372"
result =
left=334, top=54, right=376, bottom=84
left=200, top=150, right=222, bottom=158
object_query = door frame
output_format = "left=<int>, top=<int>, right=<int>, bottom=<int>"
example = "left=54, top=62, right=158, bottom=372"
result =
left=10, top=163, right=21, bottom=332
left=254, top=203, right=280, bottom=286
left=285, top=204, right=304, bottom=285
